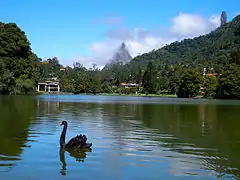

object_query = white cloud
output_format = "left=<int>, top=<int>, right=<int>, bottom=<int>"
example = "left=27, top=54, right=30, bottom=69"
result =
left=209, top=15, right=221, bottom=27
left=61, top=12, right=220, bottom=69
left=170, top=13, right=220, bottom=38
left=125, top=36, right=176, bottom=57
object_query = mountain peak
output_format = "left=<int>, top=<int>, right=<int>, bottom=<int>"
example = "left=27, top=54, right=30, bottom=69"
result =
left=121, top=42, right=126, bottom=49
left=104, top=42, right=132, bottom=69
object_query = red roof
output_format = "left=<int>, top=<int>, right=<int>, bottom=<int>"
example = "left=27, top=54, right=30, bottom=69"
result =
left=207, top=73, right=217, bottom=76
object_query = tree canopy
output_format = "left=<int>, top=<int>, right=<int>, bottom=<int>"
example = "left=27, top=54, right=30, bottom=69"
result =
left=0, top=22, right=37, bottom=94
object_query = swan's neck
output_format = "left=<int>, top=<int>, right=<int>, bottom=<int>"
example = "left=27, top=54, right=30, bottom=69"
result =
left=60, top=124, right=67, bottom=147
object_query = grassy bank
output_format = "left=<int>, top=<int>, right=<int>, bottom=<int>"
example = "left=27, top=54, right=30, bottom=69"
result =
left=98, top=93, right=177, bottom=97
left=30, top=92, right=234, bottom=100
left=37, top=91, right=177, bottom=98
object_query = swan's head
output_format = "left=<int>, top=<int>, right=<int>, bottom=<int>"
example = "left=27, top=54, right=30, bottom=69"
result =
left=60, top=120, right=67, bottom=126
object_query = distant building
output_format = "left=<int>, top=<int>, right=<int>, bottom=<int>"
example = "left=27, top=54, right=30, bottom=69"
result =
left=60, top=65, right=66, bottom=71
left=120, top=82, right=139, bottom=88
left=37, top=78, right=60, bottom=92
left=206, top=73, right=218, bottom=77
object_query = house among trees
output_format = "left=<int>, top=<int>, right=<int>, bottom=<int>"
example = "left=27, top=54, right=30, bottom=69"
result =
left=37, top=78, right=60, bottom=92
left=60, top=65, right=66, bottom=71
left=120, top=82, right=140, bottom=88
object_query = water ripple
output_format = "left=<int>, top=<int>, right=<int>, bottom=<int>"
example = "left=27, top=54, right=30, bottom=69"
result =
left=1, top=97, right=240, bottom=179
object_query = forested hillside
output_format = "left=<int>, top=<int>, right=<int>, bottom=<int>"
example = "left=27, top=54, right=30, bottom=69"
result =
left=128, top=14, right=240, bottom=72
left=0, top=14, right=240, bottom=98
left=101, top=14, right=240, bottom=98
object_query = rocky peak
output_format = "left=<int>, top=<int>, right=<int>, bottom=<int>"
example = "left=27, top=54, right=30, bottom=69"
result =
left=104, top=42, right=132, bottom=68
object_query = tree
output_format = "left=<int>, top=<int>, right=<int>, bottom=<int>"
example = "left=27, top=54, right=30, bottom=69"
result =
left=136, top=67, right=142, bottom=85
left=216, top=63, right=240, bottom=99
left=0, top=22, right=37, bottom=94
left=87, top=77, right=100, bottom=94
left=203, top=75, right=219, bottom=97
left=176, top=68, right=203, bottom=98
left=142, top=61, right=156, bottom=94
left=167, top=64, right=185, bottom=94
left=154, top=71, right=168, bottom=94
left=60, top=68, right=74, bottom=92
left=0, top=61, right=15, bottom=94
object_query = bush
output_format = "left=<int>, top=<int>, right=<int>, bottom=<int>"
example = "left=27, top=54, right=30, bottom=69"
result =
left=203, top=76, right=219, bottom=97
left=176, top=69, right=203, bottom=98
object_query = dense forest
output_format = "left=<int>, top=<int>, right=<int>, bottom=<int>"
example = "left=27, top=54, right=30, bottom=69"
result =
left=0, top=14, right=240, bottom=99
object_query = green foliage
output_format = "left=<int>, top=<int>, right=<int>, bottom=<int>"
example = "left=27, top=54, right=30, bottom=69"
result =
left=15, top=75, right=35, bottom=94
left=60, top=69, right=73, bottom=92
left=203, top=76, right=219, bottom=97
left=86, top=76, right=100, bottom=94
left=129, top=15, right=240, bottom=71
left=142, top=61, right=156, bottom=94
left=176, top=68, right=203, bottom=98
left=71, top=66, right=101, bottom=94
left=0, top=68, right=15, bottom=95
left=155, top=72, right=168, bottom=93
left=120, top=88, right=131, bottom=94
left=101, top=84, right=114, bottom=93
left=120, top=87, right=138, bottom=94
left=216, top=63, right=240, bottom=99
left=0, top=22, right=36, bottom=95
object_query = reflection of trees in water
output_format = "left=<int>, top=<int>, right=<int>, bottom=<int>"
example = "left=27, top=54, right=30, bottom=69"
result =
left=36, top=100, right=240, bottom=178
left=36, top=100, right=60, bottom=117
left=37, top=100, right=137, bottom=118
left=39, top=101, right=140, bottom=172
left=0, top=96, right=37, bottom=167
left=133, top=103, right=240, bottom=179
left=59, top=147, right=91, bottom=176
left=37, top=101, right=102, bottom=119
left=37, top=101, right=138, bottom=129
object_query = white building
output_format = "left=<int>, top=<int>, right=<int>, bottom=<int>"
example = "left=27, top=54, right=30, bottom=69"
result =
left=37, top=80, right=60, bottom=92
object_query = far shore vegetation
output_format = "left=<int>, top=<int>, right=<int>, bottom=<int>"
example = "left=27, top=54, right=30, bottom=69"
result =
left=37, top=91, right=178, bottom=98
left=1, top=13, right=240, bottom=99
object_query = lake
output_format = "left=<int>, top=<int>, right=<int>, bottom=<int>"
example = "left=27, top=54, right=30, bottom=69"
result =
left=0, top=94, right=240, bottom=179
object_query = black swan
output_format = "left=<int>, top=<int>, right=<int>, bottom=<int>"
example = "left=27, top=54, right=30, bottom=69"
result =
left=60, top=120, right=92, bottom=149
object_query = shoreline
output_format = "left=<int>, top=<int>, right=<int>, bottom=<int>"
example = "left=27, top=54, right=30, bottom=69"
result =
left=98, top=93, right=178, bottom=98
left=2, top=92, right=240, bottom=100
left=37, top=91, right=178, bottom=98
left=36, top=92, right=210, bottom=99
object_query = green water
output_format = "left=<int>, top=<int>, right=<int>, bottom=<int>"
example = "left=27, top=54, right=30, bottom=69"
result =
left=0, top=95, right=240, bottom=179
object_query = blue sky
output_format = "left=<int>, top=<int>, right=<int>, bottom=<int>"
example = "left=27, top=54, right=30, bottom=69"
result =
left=1, top=0, right=239, bottom=67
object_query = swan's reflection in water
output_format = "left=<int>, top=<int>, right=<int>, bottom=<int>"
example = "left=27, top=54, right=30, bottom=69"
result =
left=59, top=147, right=92, bottom=176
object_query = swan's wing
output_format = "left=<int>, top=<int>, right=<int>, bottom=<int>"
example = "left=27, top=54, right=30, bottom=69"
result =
left=65, top=134, right=91, bottom=148
left=75, top=134, right=88, bottom=145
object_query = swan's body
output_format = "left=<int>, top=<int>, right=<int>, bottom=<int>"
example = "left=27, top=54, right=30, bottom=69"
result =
left=60, top=121, right=92, bottom=149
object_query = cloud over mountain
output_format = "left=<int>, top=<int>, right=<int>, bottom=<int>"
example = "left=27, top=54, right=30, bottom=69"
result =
left=63, top=12, right=221, bottom=69
left=104, top=42, right=132, bottom=68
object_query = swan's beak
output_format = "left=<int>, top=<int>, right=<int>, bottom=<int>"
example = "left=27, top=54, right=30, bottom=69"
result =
left=60, top=123, right=62, bottom=126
